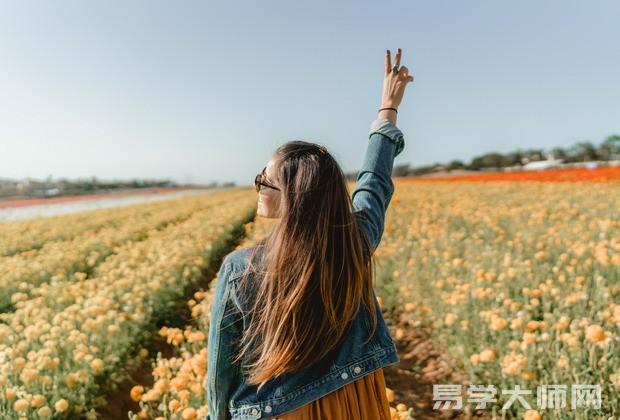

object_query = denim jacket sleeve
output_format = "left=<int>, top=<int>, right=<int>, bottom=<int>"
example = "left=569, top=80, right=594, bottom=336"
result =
left=351, top=118, right=405, bottom=254
left=206, top=258, right=243, bottom=420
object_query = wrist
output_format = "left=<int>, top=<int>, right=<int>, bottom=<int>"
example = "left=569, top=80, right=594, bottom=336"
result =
left=378, top=108, right=397, bottom=124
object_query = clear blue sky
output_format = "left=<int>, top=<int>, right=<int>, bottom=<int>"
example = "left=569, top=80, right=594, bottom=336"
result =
left=1, top=0, right=618, bottom=186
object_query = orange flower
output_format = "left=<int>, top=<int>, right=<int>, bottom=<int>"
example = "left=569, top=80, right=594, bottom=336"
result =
left=130, top=385, right=144, bottom=402
left=586, top=325, right=606, bottom=343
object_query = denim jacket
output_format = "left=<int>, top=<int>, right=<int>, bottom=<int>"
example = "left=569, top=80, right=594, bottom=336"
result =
left=206, top=118, right=405, bottom=420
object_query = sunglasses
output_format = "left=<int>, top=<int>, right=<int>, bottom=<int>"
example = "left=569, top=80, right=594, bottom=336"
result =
left=254, top=167, right=281, bottom=192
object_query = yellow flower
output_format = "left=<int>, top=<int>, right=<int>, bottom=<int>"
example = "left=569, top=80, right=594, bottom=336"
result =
left=556, top=356, right=569, bottom=369
left=510, top=318, right=524, bottom=330
left=524, top=409, right=541, bottom=420
left=37, top=407, right=52, bottom=419
left=54, top=399, right=69, bottom=413
left=188, top=331, right=206, bottom=343
left=141, top=389, right=162, bottom=402
left=19, top=368, right=39, bottom=383
left=404, top=302, right=416, bottom=311
left=169, top=399, right=182, bottom=412
left=130, top=385, right=144, bottom=402
left=12, top=357, right=26, bottom=371
left=32, top=395, right=46, bottom=408
left=479, top=349, right=496, bottom=362
left=182, top=407, right=197, bottom=420
left=610, top=370, right=620, bottom=389
left=90, top=358, right=104, bottom=373
left=554, top=316, right=571, bottom=331
left=153, top=378, right=170, bottom=393
left=526, top=320, right=540, bottom=332
left=107, top=324, right=121, bottom=334
left=6, top=389, right=16, bottom=400
left=522, top=332, right=537, bottom=345
left=396, top=403, right=408, bottom=412
left=490, top=317, right=508, bottom=330
left=394, top=327, right=405, bottom=340
left=178, top=389, right=191, bottom=402
left=502, top=353, right=527, bottom=376
left=444, top=313, right=458, bottom=326
left=13, top=399, right=30, bottom=413
left=585, top=325, right=605, bottom=343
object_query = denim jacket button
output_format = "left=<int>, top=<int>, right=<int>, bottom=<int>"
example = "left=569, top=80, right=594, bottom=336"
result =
left=353, top=366, right=362, bottom=374
left=264, top=405, right=272, bottom=413
left=341, top=372, right=348, bottom=379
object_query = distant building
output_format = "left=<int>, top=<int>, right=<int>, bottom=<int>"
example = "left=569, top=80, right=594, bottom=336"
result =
left=522, top=159, right=564, bottom=171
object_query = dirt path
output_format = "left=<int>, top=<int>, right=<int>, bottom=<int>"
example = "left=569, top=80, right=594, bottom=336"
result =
left=383, top=308, right=490, bottom=420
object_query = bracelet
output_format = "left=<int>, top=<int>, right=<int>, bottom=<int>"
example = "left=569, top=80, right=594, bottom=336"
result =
left=378, top=107, right=398, bottom=114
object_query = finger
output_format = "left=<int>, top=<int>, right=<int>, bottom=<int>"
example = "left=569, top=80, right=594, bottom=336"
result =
left=399, top=65, right=409, bottom=79
left=385, top=49, right=391, bottom=76
left=395, top=48, right=401, bottom=68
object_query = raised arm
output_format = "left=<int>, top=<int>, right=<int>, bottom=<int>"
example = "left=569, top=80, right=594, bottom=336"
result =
left=352, top=119, right=405, bottom=253
left=352, top=48, right=414, bottom=254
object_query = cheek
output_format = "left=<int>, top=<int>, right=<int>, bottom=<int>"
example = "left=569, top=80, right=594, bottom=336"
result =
left=262, top=192, right=279, bottom=207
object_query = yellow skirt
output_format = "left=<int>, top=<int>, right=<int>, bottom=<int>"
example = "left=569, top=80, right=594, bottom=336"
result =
left=271, top=368, right=391, bottom=420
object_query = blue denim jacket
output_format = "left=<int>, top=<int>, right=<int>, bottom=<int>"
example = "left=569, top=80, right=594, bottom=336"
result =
left=206, top=118, right=405, bottom=420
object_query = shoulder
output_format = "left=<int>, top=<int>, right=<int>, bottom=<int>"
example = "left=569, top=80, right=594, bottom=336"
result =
left=222, top=246, right=254, bottom=282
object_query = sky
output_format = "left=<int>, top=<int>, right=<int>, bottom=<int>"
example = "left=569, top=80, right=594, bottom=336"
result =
left=0, top=0, right=619, bottom=187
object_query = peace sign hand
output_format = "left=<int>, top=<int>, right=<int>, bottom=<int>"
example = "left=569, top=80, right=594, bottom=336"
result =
left=381, top=48, right=414, bottom=111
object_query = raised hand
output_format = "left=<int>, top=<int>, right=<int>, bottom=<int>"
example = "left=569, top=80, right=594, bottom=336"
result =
left=380, top=48, right=414, bottom=111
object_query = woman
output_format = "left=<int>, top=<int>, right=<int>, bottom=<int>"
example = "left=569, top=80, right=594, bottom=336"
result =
left=206, top=48, right=414, bottom=420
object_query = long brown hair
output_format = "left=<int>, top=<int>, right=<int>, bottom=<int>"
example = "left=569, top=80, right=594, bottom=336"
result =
left=230, top=140, right=378, bottom=391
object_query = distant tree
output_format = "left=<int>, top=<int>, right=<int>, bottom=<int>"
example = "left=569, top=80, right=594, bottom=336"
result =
left=567, top=141, right=598, bottom=162
left=470, top=153, right=504, bottom=170
left=598, top=135, right=620, bottom=160
left=520, top=149, right=545, bottom=164
left=392, top=163, right=410, bottom=177
left=549, top=147, right=568, bottom=160
left=447, top=160, right=465, bottom=170
left=502, top=152, right=523, bottom=167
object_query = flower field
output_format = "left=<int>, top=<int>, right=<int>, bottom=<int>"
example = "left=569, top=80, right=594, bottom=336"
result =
left=375, top=180, right=619, bottom=419
left=0, top=189, right=257, bottom=419
left=1, top=178, right=618, bottom=419
left=407, top=166, right=620, bottom=183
